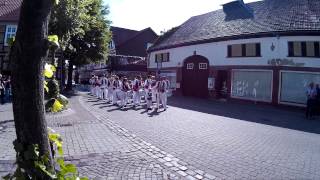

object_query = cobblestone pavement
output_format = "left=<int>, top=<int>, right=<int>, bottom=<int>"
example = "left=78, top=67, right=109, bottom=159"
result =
left=81, top=94, right=320, bottom=180
left=2, top=93, right=320, bottom=179
left=0, top=96, right=189, bottom=179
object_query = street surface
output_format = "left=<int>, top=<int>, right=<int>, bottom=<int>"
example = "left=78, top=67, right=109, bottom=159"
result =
left=1, top=92, right=320, bottom=179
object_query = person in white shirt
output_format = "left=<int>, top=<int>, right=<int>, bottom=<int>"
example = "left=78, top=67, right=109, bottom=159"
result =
left=156, top=76, right=168, bottom=111
left=89, top=75, right=95, bottom=95
left=94, top=76, right=101, bottom=98
left=112, top=76, right=121, bottom=105
left=120, top=78, right=131, bottom=109
left=132, top=75, right=142, bottom=107
left=107, top=75, right=114, bottom=103
left=100, top=74, right=108, bottom=100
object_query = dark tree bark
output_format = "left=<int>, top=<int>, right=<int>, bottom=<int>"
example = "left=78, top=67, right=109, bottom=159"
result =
left=66, top=59, right=74, bottom=90
left=10, top=0, right=54, bottom=170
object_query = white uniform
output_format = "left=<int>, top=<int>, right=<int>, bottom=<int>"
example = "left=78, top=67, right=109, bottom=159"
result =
left=107, top=78, right=113, bottom=102
left=120, top=81, right=130, bottom=108
left=156, top=80, right=168, bottom=110
left=146, top=88, right=153, bottom=110
left=112, top=80, right=121, bottom=105
left=89, top=77, right=95, bottom=95
left=133, top=79, right=141, bottom=106
left=100, top=77, right=108, bottom=99
left=94, top=78, right=101, bottom=98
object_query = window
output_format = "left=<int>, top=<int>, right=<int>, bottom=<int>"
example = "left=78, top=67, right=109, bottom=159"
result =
left=288, top=41, right=320, bottom=57
left=155, top=52, right=170, bottom=62
left=187, top=63, right=194, bottom=70
left=280, top=71, right=320, bottom=105
left=108, top=40, right=115, bottom=49
left=231, top=70, right=272, bottom=102
left=4, top=25, right=17, bottom=46
left=228, top=43, right=261, bottom=57
left=199, top=63, right=207, bottom=69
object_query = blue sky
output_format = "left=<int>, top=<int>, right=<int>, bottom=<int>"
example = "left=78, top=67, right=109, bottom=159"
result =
left=104, top=0, right=259, bottom=34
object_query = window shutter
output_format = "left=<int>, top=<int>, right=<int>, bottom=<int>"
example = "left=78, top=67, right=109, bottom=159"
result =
left=301, top=42, right=306, bottom=57
left=155, top=54, right=158, bottom=63
left=227, top=45, right=232, bottom=57
left=256, top=43, right=261, bottom=56
left=315, top=42, right=320, bottom=57
left=288, top=42, right=293, bottom=57
left=242, top=44, right=246, bottom=57
left=167, top=53, right=170, bottom=62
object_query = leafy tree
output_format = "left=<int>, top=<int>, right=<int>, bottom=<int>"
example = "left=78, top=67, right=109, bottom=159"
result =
left=9, top=0, right=55, bottom=177
left=49, top=0, right=111, bottom=90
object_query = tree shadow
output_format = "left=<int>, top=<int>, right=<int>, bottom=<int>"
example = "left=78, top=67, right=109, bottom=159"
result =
left=168, top=96, right=320, bottom=134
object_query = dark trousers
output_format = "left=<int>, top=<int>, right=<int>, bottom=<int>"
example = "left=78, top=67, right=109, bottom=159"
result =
left=0, top=89, right=4, bottom=104
left=306, top=99, right=316, bottom=119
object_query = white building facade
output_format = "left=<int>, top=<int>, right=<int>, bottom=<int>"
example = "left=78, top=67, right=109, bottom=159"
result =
left=147, top=0, right=320, bottom=106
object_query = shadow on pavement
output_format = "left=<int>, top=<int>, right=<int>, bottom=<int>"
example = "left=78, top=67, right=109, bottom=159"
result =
left=168, top=96, right=320, bottom=134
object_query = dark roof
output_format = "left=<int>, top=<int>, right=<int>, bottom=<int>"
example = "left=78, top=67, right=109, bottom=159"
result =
left=110, top=26, right=139, bottom=47
left=116, top=27, right=158, bottom=57
left=0, top=0, right=22, bottom=22
left=150, top=0, right=320, bottom=51
left=111, top=26, right=158, bottom=57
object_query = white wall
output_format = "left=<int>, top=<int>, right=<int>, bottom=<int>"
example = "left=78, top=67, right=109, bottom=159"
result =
left=148, top=36, right=320, bottom=69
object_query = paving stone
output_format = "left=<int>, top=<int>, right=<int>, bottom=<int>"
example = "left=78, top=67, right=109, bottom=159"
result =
left=177, top=170, right=188, bottom=177
left=179, top=166, right=188, bottom=171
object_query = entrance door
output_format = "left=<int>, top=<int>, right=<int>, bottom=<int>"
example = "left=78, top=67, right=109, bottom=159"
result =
left=215, top=70, right=228, bottom=98
left=182, top=55, right=209, bottom=98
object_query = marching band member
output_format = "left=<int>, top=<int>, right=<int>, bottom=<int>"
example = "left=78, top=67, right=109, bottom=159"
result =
left=112, top=76, right=121, bottom=105
left=100, top=74, right=108, bottom=100
left=94, top=76, right=101, bottom=98
left=120, top=78, right=130, bottom=109
left=107, top=75, right=114, bottom=103
left=89, top=75, right=95, bottom=95
left=156, top=76, right=168, bottom=111
left=144, top=75, right=152, bottom=94
left=132, top=75, right=142, bottom=107
left=146, top=87, right=153, bottom=111
left=151, top=76, right=157, bottom=102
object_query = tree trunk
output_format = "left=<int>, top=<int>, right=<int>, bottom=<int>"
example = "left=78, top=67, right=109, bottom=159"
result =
left=10, top=0, right=54, bottom=171
left=66, top=59, right=74, bottom=90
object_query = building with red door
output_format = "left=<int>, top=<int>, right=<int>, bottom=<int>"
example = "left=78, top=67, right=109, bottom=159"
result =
left=147, top=0, right=320, bottom=107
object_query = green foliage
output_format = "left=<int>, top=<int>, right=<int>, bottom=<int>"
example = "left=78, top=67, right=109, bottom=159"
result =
left=49, top=0, right=112, bottom=66
left=3, top=140, right=56, bottom=179
left=46, top=79, right=60, bottom=99
left=3, top=133, right=88, bottom=180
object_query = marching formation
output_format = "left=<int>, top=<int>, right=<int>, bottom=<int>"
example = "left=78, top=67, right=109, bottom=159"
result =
left=89, top=74, right=170, bottom=112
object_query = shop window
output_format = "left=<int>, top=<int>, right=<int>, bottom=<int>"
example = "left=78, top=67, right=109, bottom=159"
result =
left=186, top=63, right=194, bottom=70
left=280, top=71, right=320, bottom=105
left=199, top=63, right=207, bottom=69
left=231, top=70, right=272, bottom=102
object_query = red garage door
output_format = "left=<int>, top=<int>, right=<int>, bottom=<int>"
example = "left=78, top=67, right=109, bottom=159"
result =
left=182, top=55, right=209, bottom=98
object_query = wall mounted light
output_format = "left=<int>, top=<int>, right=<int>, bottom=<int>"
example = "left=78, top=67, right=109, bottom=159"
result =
left=271, top=43, right=275, bottom=51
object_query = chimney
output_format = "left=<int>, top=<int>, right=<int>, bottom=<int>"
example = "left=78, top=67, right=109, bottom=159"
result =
left=223, top=0, right=253, bottom=20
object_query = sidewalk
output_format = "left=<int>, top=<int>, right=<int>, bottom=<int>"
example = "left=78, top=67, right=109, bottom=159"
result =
left=0, top=95, right=184, bottom=179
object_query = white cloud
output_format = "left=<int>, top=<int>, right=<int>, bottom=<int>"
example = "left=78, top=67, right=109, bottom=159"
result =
left=105, top=0, right=260, bottom=34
